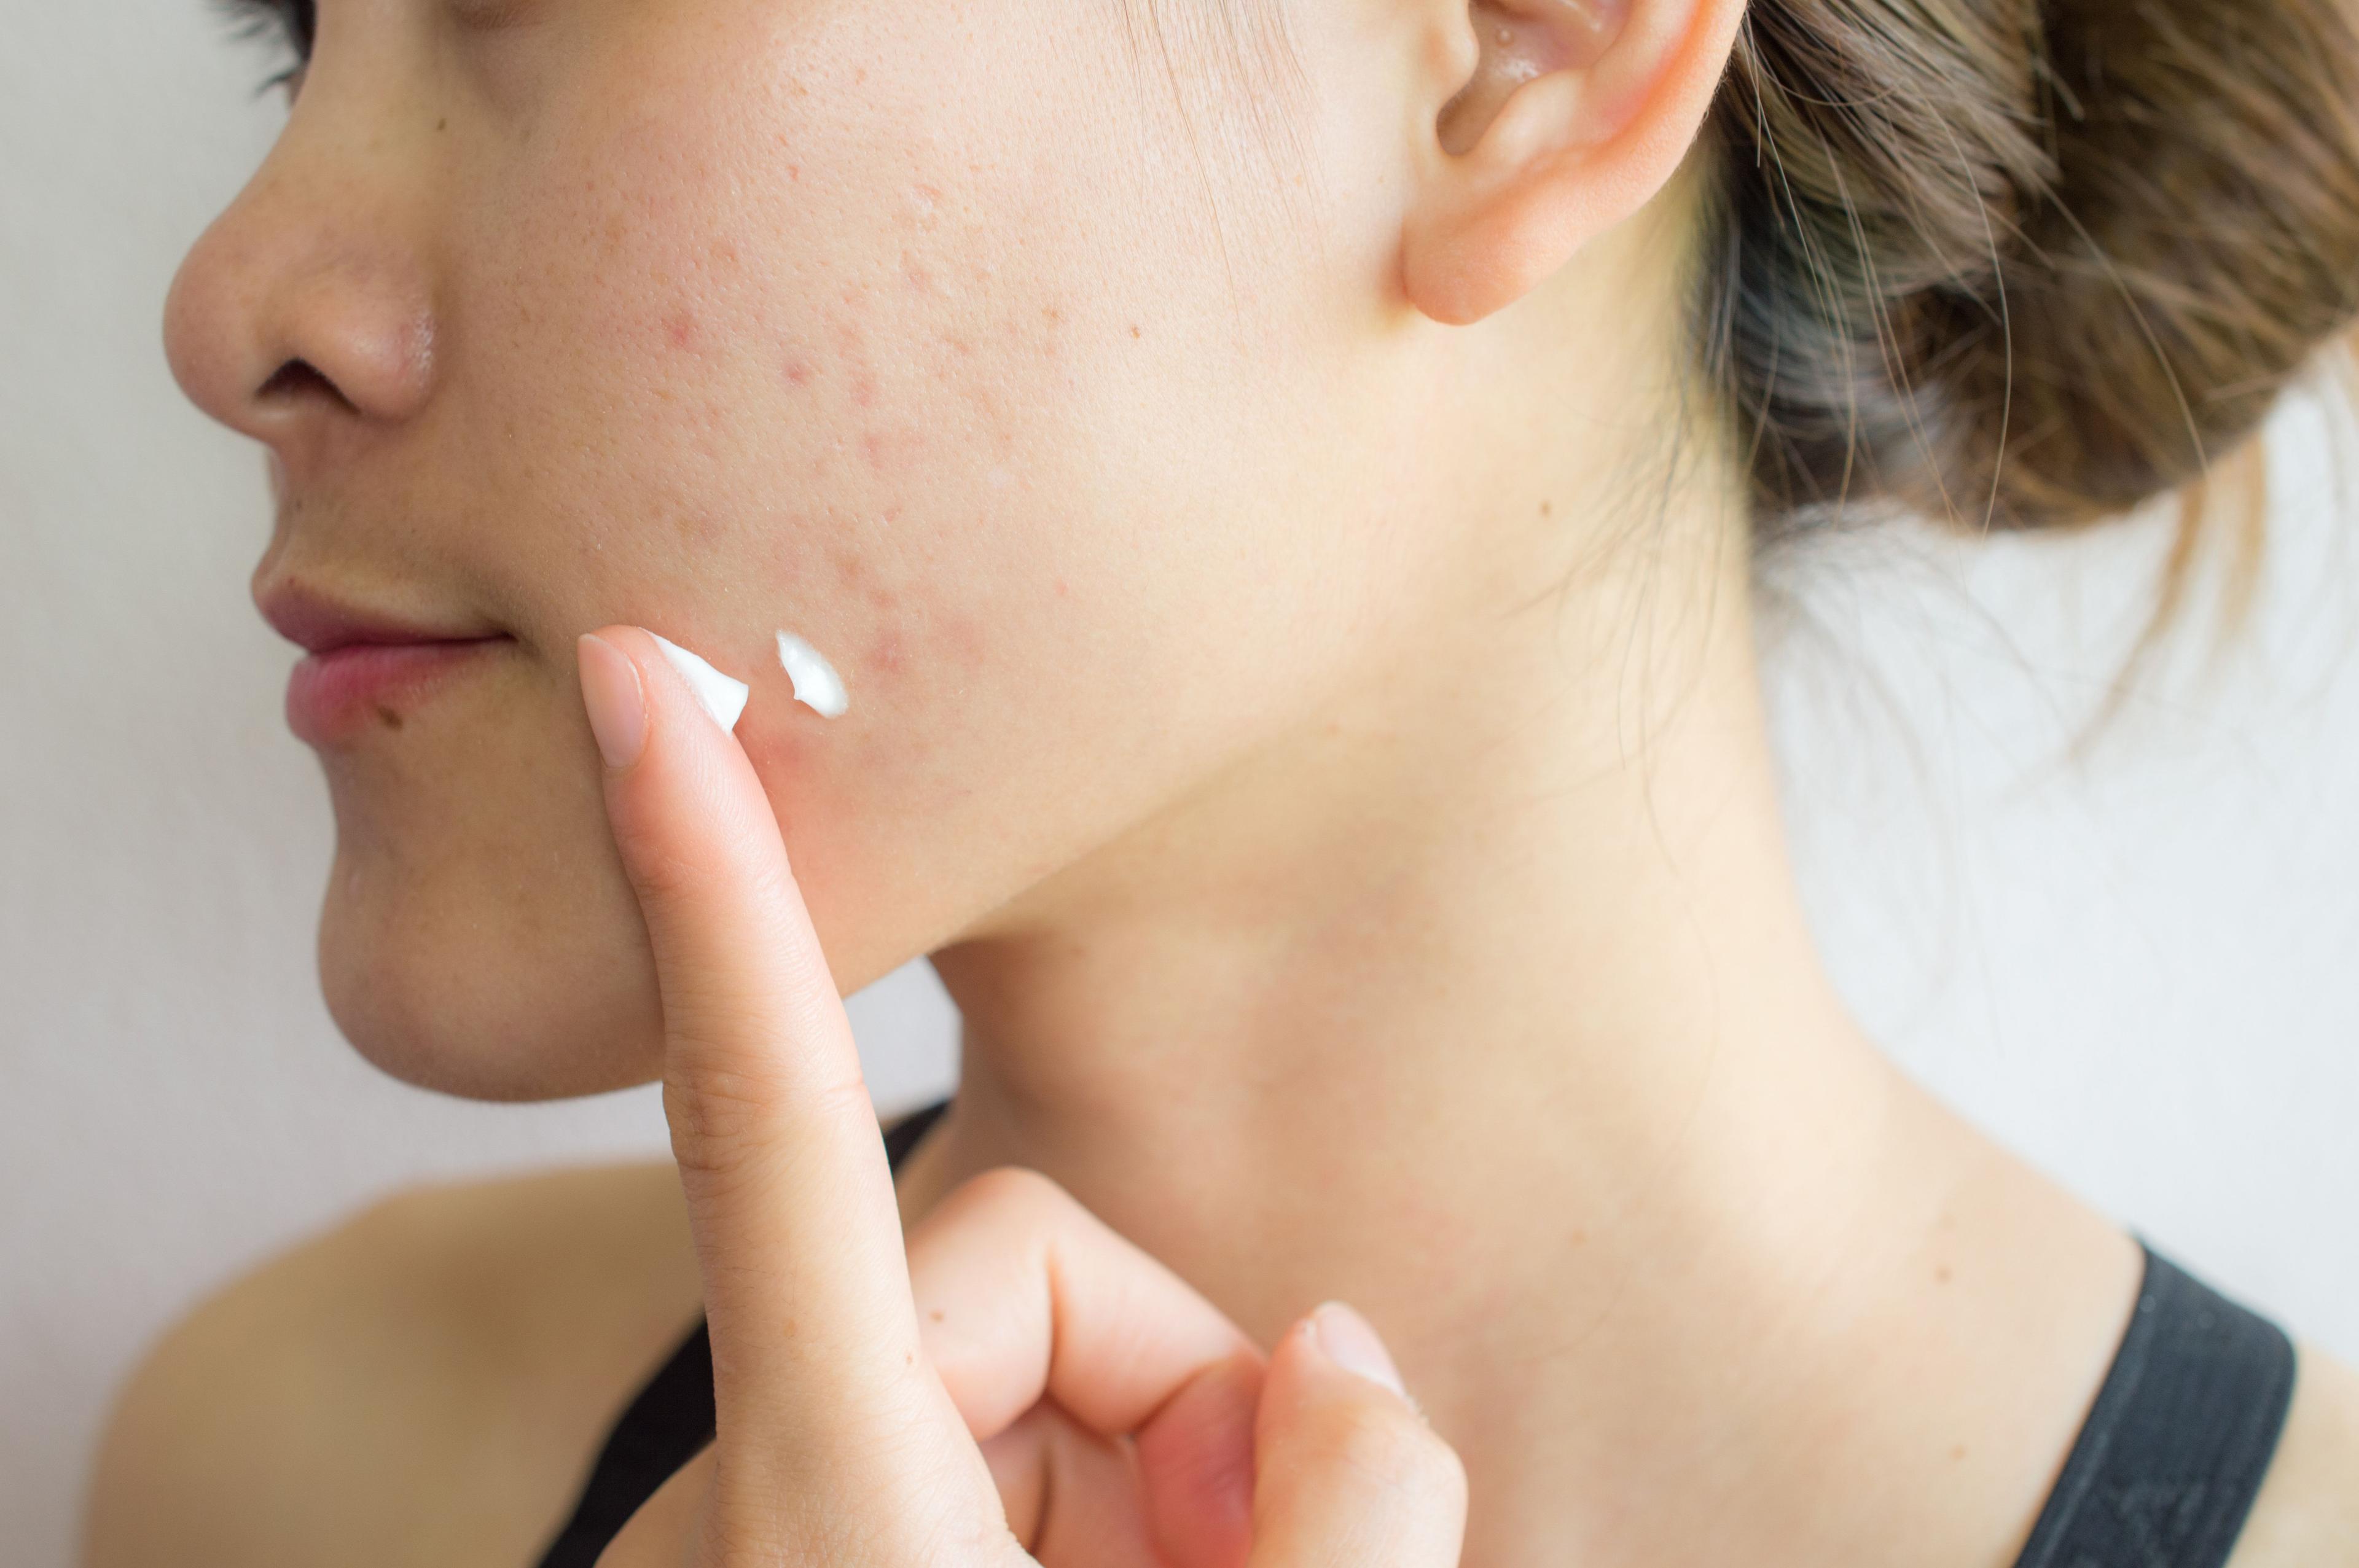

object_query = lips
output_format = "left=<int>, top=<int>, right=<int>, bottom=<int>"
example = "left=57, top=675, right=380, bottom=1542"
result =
left=259, top=583, right=509, bottom=746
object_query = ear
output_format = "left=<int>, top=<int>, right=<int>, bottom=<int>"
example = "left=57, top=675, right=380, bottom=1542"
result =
left=1399, top=0, right=1748, bottom=326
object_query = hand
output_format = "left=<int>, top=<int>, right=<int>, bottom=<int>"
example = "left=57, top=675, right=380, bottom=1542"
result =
left=574, top=626, right=1468, bottom=1567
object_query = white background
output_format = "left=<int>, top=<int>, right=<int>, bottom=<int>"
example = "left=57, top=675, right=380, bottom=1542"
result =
left=5, top=4, right=2355, bottom=1564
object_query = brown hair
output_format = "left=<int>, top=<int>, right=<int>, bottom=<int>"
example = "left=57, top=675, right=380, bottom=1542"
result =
left=1694, top=0, right=2359, bottom=626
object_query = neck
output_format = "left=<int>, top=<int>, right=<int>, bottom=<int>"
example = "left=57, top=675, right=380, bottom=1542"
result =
left=905, top=469, right=2125, bottom=1562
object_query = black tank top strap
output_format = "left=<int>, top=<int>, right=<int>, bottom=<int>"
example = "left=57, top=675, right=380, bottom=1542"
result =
left=536, top=1126, right=2296, bottom=1568
left=2009, top=1239, right=2298, bottom=1568
left=530, top=1098, right=954, bottom=1568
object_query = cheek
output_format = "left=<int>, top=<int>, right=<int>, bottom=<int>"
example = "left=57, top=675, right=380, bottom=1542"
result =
left=433, top=1, right=1381, bottom=969
left=458, top=29, right=1144, bottom=733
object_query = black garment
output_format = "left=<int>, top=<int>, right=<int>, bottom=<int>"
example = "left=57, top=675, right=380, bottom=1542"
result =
left=533, top=1100, right=2298, bottom=1568
left=2011, top=1247, right=2296, bottom=1566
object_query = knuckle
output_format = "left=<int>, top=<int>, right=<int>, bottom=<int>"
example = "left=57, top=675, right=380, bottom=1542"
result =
left=951, top=1164, right=1074, bottom=1228
left=659, top=1055, right=778, bottom=1177
left=660, top=1040, right=872, bottom=1177
left=609, top=816, right=705, bottom=905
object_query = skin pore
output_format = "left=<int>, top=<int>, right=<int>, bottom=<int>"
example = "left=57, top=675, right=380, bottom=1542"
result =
left=150, top=0, right=2353, bottom=1562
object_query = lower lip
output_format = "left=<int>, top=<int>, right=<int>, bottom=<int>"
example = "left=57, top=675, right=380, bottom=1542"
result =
left=285, top=639, right=508, bottom=746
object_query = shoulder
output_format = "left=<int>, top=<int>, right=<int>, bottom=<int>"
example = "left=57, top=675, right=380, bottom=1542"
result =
left=81, top=1160, right=702, bottom=1568
left=2230, top=1338, right=2359, bottom=1567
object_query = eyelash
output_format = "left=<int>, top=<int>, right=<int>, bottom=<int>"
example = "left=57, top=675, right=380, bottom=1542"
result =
left=212, top=0, right=316, bottom=95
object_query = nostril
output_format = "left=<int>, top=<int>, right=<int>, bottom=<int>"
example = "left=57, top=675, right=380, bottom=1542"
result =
left=256, top=356, right=356, bottom=412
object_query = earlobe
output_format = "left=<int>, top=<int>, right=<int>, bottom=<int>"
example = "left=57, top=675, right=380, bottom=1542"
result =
left=1399, top=0, right=1746, bottom=326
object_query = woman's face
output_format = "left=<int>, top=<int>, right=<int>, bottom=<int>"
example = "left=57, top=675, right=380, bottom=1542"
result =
left=163, top=0, right=1506, bottom=1096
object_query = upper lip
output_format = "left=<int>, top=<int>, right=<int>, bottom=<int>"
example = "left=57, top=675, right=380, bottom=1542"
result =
left=257, top=581, right=503, bottom=655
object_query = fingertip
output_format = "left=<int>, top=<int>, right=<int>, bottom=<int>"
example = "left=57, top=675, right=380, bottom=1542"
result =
left=577, top=630, right=647, bottom=770
left=1253, top=1305, right=1464, bottom=1564
left=1302, top=1301, right=1407, bottom=1400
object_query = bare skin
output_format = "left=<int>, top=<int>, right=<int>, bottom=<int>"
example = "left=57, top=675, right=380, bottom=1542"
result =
left=82, top=1137, right=2358, bottom=1567
left=86, top=0, right=2359, bottom=1559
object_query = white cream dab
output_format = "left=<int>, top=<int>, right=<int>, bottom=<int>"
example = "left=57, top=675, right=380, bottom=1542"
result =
left=648, top=632, right=750, bottom=733
left=775, top=630, right=849, bottom=717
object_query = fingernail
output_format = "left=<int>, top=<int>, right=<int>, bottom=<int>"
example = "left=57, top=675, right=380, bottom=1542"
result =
left=577, top=633, right=647, bottom=769
left=1307, top=1301, right=1406, bottom=1397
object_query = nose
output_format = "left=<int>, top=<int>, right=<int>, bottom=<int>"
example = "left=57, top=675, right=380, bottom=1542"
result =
left=163, top=106, right=438, bottom=466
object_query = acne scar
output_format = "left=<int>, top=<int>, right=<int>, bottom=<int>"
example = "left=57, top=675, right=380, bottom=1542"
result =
left=866, top=628, right=907, bottom=676
left=740, top=723, right=815, bottom=781
left=939, top=610, right=985, bottom=666
left=665, top=310, right=699, bottom=350
left=784, top=358, right=813, bottom=386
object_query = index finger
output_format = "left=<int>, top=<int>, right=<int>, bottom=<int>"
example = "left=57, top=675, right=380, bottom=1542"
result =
left=574, top=625, right=933, bottom=1446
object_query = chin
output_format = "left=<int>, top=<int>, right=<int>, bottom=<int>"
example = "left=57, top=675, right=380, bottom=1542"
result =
left=313, top=837, right=668, bottom=1104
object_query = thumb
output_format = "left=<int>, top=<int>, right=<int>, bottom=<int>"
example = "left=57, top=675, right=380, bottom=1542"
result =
left=1248, top=1304, right=1467, bottom=1567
